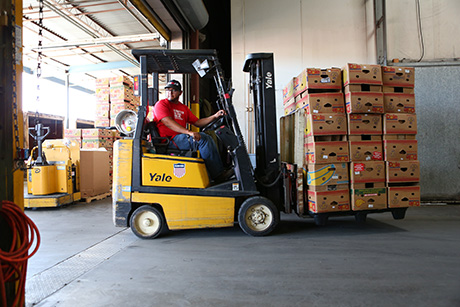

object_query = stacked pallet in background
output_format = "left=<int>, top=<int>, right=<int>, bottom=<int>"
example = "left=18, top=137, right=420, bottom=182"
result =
left=94, top=76, right=140, bottom=128
left=343, top=63, right=386, bottom=211
left=382, top=66, right=420, bottom=208
left=109, top=76, right=140, bottom=127
left=95, top=78, right=110, bottom=127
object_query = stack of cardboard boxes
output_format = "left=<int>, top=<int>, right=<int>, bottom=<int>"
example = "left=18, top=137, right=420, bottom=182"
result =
left=343, top=64, right=386, bottom=211
left=301, top=69, right=350, bottom=215
left=382, top=66, right=420, bottom=208
left=95, top=78, right=111, bottom=127
left=284, top=67, right=351, bottom=215
left=94, top=76, right=140, bottom=128
left=109, top=76, right=140, bottom=127
left=280, top=62, right=420, bottom=217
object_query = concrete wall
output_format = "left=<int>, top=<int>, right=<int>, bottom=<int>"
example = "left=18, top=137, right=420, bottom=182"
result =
left=231, top=0, right=460, bottom=201
left=231, top=0, right=375, bottom=152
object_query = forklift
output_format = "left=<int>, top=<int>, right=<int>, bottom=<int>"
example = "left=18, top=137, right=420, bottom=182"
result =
left=112, top=49, right=407, bottom=239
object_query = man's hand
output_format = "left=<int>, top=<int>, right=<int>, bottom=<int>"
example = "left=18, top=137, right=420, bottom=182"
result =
left=188, top=131, right=201, bottom=141
left=214, top=109, right=225, bottom=119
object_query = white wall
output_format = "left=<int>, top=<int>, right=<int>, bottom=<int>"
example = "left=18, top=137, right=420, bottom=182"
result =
left=231, top=0, right=376, bottom=149
left=386, top=0, right=460, bottom=62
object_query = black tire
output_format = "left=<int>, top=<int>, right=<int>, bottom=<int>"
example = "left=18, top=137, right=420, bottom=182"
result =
left=391, top=208, right=407, bottom=220
left=130, top=205, right=165, bottom=239
left=354, top=212, right=367, bottom=224
left=313, top=214, right=328, bottom=226
left=238, top=196, right=279, bottom=236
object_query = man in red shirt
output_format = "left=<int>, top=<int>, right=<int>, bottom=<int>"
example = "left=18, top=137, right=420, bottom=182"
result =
left=154, top=80, right=231, bottom=182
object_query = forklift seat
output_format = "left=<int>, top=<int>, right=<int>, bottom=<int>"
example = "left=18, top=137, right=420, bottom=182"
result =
left=145, top=121, right=197, bottom=157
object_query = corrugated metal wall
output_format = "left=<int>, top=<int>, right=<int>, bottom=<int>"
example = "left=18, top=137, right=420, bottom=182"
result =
left=415, top=65, right=460, bottom=201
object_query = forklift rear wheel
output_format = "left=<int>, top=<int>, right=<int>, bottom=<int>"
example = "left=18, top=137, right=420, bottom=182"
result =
left=238, top=196, right=279, bottom=236
left=130, top=205, right=165, bottom=239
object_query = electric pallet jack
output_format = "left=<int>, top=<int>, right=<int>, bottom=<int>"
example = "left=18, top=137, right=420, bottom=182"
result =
left=25, top=122, right=81, bottom=208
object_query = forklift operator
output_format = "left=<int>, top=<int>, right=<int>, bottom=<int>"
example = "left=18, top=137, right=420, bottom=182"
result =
left=153, top=80, right=231, bottom=182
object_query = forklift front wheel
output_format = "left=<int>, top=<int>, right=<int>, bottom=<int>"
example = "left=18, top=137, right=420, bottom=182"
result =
left=130, top=205, right=165, bottom=239
left=238, top=196, right=279, bottom=237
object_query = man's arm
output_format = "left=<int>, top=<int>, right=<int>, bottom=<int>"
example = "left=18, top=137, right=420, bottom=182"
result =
left=160, top=116, right=201, bottom=140
left=194, top=110, right=225, bottom=128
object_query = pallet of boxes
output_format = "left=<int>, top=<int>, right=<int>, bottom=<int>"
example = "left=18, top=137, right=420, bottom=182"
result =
left=343, top=63, right=420, bottom=220
left=382, top=66, right=420, bottom=212
left=280, top=63, right=420, bottom=225
left=281, top=67, right=351, bottom=225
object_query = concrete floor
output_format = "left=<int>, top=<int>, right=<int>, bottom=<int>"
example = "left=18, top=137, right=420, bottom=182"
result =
left=24, top=200, right=460, bottom=307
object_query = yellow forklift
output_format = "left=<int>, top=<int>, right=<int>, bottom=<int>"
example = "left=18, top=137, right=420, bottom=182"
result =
left=25, top=122, right=81, bottom=208
left=112, top=49, right=407, bottom=239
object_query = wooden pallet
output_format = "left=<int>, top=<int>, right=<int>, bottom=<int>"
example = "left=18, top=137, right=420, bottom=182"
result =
left=81, top=192, right=112, bottom=203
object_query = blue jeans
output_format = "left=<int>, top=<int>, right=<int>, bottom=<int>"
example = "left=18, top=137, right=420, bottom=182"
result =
left=169, top=133, right=224, bottom=179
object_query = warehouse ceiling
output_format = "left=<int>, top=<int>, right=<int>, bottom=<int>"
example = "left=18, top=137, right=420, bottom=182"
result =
left=21, top=0, right=198, bottom=82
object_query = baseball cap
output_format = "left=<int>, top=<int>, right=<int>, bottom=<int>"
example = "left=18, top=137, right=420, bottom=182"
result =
left=165, top=79, right=182, bottom=91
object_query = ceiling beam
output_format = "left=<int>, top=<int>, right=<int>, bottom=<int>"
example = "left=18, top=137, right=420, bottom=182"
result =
left=28, top=33, right=160, bottom=50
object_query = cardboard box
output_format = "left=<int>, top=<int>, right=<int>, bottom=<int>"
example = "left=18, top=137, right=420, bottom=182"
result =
left=382, top=66, right=415, bottom=87
left=345, top=91, right=384, bottom=114
left=386, top=161, right=420, bottom=183
left=308, top=189, right=350, bottom=213
left=283, top=97, right=296, bottom=115
left=383, top=86, right=414, bottom=94
left=350, top=161, right=385, bottom=183
left=64, top=129, right=81, bottom=138
left=349, top=140, right=383, bottom=161
left=283, top=78, right=296, bottom=103
left=345, top=84, right=382, bottom=93
left=350, top=182, right=387, bottom=211
left=295, top=68, right=342, bottom=95
left=94, top=118, right=110, bottom=127
left=384, top=140, right=418, bottom=161
left=80, top=149, right=110, bottom=198
left=110, top=84, right=134, bottom=103
left=305, top=141, right=349, bottom=164
left=383, top=113, right=417, bottom=134
left=305, top=112, right=347, bottom=137
left=95, top=78, right=110, bottom=88
left=347, top=114, right=382, bottom=135
left=296, top=92, right=345, bottom=114
left=343, top=63, right=382, bottom=86
left=384, top=93, right=416, bottom=113
left=82, top=138, right=113, bottom=149
left=82, top=128, right=112, bottom=138
left=109, top=76, right=133, bottom=87
left=306, top=163, right=349, bottom=187
left=387, top=185, right=420, bottom=208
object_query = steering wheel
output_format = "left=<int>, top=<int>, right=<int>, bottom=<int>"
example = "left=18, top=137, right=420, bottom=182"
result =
left=202, top=115, right=228, bottom=132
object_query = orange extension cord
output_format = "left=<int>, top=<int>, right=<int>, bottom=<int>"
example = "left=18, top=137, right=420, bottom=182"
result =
left=0, top=200, right=40, bottom=307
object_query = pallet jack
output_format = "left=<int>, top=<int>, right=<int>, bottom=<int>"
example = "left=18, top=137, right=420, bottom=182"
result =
left=24, top=122, right=81, bottom=208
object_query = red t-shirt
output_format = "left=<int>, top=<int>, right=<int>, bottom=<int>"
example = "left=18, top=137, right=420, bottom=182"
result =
left=153, top=98, right=199, bottom=138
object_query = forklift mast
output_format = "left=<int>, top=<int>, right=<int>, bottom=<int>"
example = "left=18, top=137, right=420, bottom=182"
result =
left=243, top=53, right=282, bottom=202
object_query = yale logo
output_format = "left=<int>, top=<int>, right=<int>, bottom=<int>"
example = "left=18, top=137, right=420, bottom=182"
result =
left=150, top=173, right=172, bottom=182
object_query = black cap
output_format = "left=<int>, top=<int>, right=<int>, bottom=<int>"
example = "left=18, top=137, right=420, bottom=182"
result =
left=165, top=79, right=181, bottom=91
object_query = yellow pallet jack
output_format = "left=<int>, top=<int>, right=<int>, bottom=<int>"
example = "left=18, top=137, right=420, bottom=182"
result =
left=25, top=123, right=81, bottom=208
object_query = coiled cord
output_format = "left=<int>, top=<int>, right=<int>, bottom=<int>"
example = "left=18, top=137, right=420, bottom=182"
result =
left=0, top=200, right=40, bottom=307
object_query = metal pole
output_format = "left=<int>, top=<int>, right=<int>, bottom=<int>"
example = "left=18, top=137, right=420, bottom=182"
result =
left=65, top=73, right=70, bottom=129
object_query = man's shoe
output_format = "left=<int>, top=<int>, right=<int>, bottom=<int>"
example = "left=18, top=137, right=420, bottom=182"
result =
left=213, top=168, right=235, bottom=184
